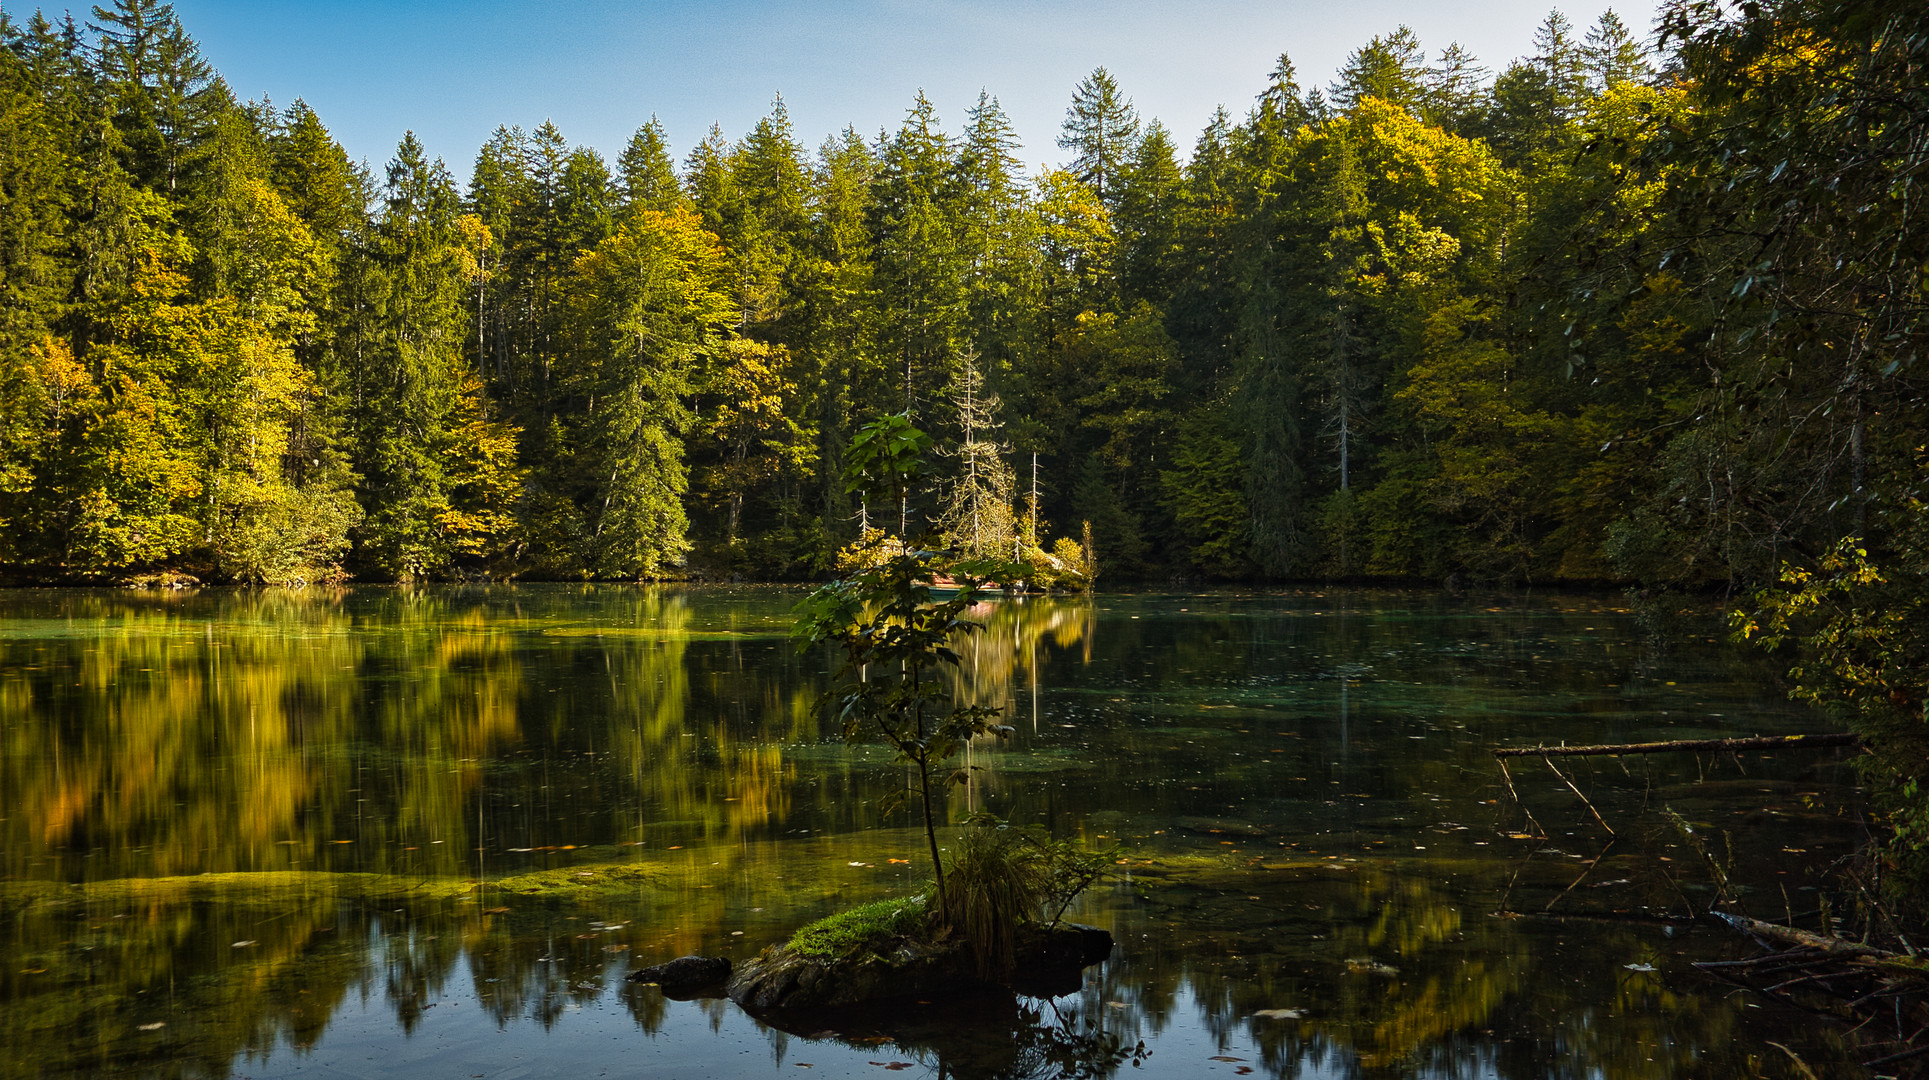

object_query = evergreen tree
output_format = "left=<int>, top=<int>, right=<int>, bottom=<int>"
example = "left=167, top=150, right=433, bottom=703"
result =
left=1331, top=27, right=1428, bottom=114
left=1114, top=120, right=1184, bottom=307
left=936, top=350, right=1017, bottom=557
left=570, top=206, right=733, bottom=578
left=1582, top=10, right=1651, bottom=92
left=617, top=116, right=680, bottom=214
left=1424, top=44, right=1488, bottom=133
left=88, top=0, right=219, bottom=195
left=350, top=133, right=475, bottom=579
left=870, top=92, right=964, bottom=416
left=954, top=92, right=1035, bottom=409
left=794, top=127, right=880, bottom=550
left=1057, top=67, right=1139, bottom=206
left=730, top=96, right=810, bottom=327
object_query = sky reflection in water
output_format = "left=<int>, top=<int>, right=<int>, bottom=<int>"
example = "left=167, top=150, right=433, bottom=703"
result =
left=0, top=586, right=1869, bottom=1078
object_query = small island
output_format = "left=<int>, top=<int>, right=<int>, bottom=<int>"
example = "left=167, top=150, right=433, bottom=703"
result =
left=633, top=893, right=1115, bottom=1010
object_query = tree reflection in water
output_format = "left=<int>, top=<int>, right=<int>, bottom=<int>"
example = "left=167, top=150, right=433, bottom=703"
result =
left=0, top=587, right=1880, bottom=1079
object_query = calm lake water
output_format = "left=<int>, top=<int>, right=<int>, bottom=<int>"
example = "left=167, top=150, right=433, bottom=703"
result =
left=0, top=586, right=1869, bottom=1079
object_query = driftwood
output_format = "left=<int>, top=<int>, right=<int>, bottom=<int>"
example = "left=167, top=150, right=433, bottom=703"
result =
left=1492, top=733, right=1859, bottom=759
left=1709, top=912, right=1894, bottom=958
left=1698, top=912, right=1929, bottom=1075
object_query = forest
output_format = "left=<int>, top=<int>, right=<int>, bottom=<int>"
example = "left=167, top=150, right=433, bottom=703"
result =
left=3, top=0, right=1928, bottom=817
left=0, top=0, right=1917, bottom=597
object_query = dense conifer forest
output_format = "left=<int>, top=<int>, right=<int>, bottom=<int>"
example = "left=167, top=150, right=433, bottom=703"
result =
left=0, top=0, right=1922, bottom=600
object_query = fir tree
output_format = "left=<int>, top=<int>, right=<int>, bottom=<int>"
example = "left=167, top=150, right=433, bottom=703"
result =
left=1057, top=67, right=1139, bottom=206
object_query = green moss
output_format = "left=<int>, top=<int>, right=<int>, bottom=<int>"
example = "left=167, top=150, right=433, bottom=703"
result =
left=787, top=896, right=929, bottom=958
left=0, top=858, right=669, bottom=914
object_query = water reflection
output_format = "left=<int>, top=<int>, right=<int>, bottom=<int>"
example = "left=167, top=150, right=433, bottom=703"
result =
left=0, top=587, right=1876, bottom=1078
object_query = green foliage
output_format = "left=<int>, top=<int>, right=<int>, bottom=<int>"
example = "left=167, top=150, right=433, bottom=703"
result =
left=1162, top=410, right=1250, bottom=577
left=945, top=821, right=1118, bottom=976
left=570, top=206, right=733, bottom=578
left=1738, top=537, right=1929, bottom=899
left=2, top=0, right=1925, bottom=628
left=793, top=415, right=1021, bottom=913
left=945, top=826, right=1047, bottom=976
left=786, top=896, right=931, bottom=959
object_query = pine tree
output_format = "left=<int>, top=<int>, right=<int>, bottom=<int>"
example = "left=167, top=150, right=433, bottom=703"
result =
left=350, top=133, right=475, bottom=579
left=937, top=350, right=1016, bottom=557
left=954, top=92, right=1034, bottom=397
left=1425, top=44, right=1488, bottom=132
left=467, top=125, right=528, bottom=385
left=1531, top=11, right=1590, bottom=120
left=869, top=92, right=964, bottom=416
left=1114, top=121, right=1184, bottom=307
left=795, top=127, right=880, bottom=548
left=731, top=96, right=811, bottom=328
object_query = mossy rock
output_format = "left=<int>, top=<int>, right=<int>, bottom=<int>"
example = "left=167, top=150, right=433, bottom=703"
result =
left=727, top=920, right=1113, bottom=1011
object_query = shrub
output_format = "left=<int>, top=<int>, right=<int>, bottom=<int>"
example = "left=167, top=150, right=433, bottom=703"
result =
left=947, top=826, right=1049, bottom=977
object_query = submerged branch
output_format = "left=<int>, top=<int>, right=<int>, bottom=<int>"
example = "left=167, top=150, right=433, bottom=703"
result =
left=1492, top=733, right=1860, bottom=759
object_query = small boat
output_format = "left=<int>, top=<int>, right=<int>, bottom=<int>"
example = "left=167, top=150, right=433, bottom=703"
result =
left=927, top=574, right=1022, bottom=597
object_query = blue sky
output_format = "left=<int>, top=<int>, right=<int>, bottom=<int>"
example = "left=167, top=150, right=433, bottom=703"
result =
left=152, top=0, right=1663, bottom=179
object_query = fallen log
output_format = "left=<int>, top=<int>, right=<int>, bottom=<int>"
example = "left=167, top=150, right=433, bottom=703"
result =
left=1707, top=912, right=1895, bottom=959
left=1492, top=733, right=1860, bottom=759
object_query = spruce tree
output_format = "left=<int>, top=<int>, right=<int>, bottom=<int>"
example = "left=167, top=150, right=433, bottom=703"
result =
left=1057, top=68, right=1139, bottom=206
left=1582, top=10, right=1651, bottom=92
left=617, top=116, right=680, bottom=214
left=88, top=0, right=218, bottom=195
left=1331, top=27, right=1428, bottom=114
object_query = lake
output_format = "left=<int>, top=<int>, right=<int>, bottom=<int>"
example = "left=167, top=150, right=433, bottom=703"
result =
left=0, top=586, right=1868, bottom=1078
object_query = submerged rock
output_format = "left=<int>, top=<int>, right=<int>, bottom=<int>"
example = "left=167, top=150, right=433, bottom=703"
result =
left=1173, top=816, right=1274, bottom=838
left=726, top=922, right=1113, bottom=1012
left=627, top=955, right=732, bottom=998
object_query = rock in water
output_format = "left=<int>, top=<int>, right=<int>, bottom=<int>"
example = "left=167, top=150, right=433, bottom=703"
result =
left=627, top=955, right=731, bottom=997
left=727, top=923, right=1114, bottom=1011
